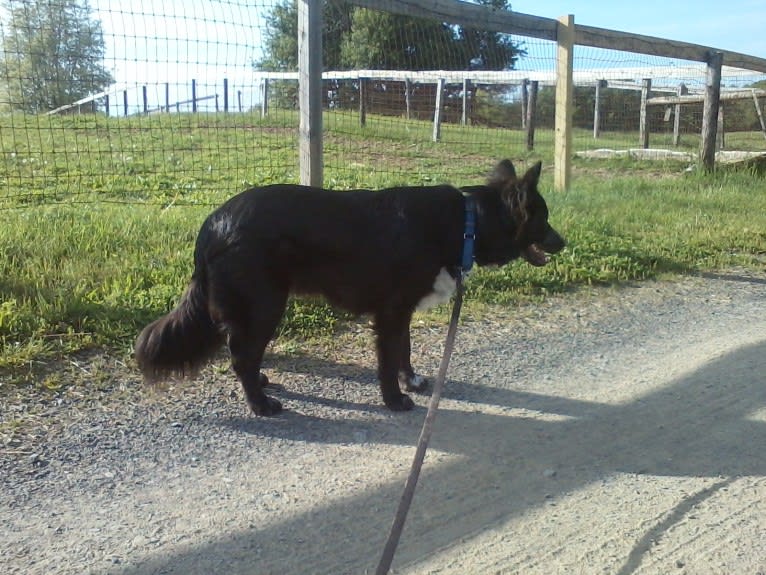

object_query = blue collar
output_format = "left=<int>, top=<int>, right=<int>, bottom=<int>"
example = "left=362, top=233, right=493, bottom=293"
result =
left=461, top=194, right=476, bottom=273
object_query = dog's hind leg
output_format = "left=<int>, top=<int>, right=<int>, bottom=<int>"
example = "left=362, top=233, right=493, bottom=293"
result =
left=228, top=327, right=282, bottom=416
left=223, top=285, right=288, bottom=416
left=375, top=309, right=416, bottom=411
left=398, top=326, right=429, bottom=393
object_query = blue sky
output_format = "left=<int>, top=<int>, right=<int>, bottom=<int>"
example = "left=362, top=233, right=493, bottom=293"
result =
left=513, top=0, right=766, bottom=58
left=91, top=0, right=766, bottom=86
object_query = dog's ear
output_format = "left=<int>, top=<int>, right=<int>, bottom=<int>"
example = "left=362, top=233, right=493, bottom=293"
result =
left=503, top=162, right=541, bottom=224
left=520, top=161, right=542, bottom=189
left=516, top=162, right=542, bottom=222
left=488, top=159, right=517, bottom=187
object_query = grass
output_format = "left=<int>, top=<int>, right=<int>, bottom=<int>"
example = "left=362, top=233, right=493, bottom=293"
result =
left=1, top=110, right=765, bottom=374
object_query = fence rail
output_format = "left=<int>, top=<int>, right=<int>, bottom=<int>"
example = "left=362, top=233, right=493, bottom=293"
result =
left=4, top=0, right=766, bottom=202
left=347, top=0, right=766, bottom=73
left=287, top=0, right=766, bottom=188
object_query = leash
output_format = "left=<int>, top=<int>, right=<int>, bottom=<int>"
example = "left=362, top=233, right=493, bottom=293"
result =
left=375, top=194, right=475, bottom=574
left=375, top=272, right=465, bottom=575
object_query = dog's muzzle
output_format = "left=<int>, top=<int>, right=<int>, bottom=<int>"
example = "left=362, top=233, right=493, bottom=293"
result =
left=523, top=227, right=565, bottom=267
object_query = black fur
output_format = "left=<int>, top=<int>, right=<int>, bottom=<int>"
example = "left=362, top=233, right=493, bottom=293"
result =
left=134, top=159, right=565, bottom=415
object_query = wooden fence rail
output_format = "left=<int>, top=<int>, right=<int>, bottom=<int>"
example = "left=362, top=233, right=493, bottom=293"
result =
left=290, top=0, right=766, bottom=188
left=48, top=1, right=766, bottom=187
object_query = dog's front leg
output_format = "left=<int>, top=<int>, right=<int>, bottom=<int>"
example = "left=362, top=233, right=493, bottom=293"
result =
left=375, top=311, right=415, bottom=411
left=398, top=326, right=429, bottom=393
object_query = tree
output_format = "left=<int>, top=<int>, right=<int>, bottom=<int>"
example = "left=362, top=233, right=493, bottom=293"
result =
left=257, top=0, right=353, bottom=72
left=256, top=0, right=353, bottom=108
left=0, top=0, right=113, bottom=113
left=257, top=0, right=521, bottom=73
left=256, top=0, right=524, bottom=115
left=339, top=9, right=459, bottom=70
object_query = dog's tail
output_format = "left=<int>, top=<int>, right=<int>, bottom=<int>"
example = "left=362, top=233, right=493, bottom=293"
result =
left=134, top=276, right=224, bottom=382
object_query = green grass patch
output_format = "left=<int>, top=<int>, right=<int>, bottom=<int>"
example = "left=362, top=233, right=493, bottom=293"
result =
left=0, top=111, right=765, bottom=372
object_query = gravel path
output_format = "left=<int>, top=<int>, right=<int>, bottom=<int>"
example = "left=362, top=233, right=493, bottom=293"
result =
left=1, top=269, right=765, bottom=575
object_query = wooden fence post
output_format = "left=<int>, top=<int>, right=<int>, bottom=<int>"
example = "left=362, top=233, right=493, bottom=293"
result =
left=521, top=79, right=529, bottom=130
left=404, top=78, right=412, bottom=120
left=359, top=77, right=368, bottom=127
left=261, top=79, right=269, bottom=116
left=105, top=94, right=110, bottom=117
left=716, top=106, right=725, bottom=150
left=238, top=90, right=243, bottom=113
left=753, top=90, right=766, bottom=140
left=555, top=14, right=574, bottom=192
left=673, top=83, right=688, bottom=146
left=192, top=79, right=198, bottom=113
left=639, top=78, right=652, bottom=149
left=223, top=78, right=229, bottom=112
left=142, top=86, right=148, bottom=114
left=432, top=78, right=445, bottom=142
left=700, top=51, right=723, bottom=171
left=526, top=80, right=538, bottom=150
left=165, top=83, right=170, bottom=113
left=298, top=0, right=323, bottom=187
left=123, top=90, right=128, bottom=116
left=593, top=79, right=606, bottom=139
left=462, top=78, right=471, bottom=125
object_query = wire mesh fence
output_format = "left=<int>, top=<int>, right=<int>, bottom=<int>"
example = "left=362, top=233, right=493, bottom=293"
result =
left=572, top=45, right=766, bottom=155
left=0, top=0, right=294, bottom=207
left=0, top=0, right=765, bottom=209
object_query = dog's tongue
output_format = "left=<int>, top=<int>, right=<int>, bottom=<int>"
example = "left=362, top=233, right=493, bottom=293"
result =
left=524, top=244, right=549, bottom=267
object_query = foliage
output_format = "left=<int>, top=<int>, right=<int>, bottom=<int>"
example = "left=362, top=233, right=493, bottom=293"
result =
left=256, top=0, right=524, bottom=110
left=258, top=0, right=520, bottom=72
left=257, top=0, right=353, bottom=72
left=0, top=0, right=113, bottom=113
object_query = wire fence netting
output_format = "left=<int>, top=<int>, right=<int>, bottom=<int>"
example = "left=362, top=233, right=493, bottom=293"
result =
left=1, top=0, right=765, bottom=208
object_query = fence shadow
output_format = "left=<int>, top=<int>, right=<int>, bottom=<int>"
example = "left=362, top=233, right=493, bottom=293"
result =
left=114, top=339, right=765, bottom=575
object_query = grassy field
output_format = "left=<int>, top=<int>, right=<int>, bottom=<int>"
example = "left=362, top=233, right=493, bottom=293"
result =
left=1, top=111, right=765, bottom=374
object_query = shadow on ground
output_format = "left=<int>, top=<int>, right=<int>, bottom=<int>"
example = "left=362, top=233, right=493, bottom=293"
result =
left=114, top=339, right=765, bottom=574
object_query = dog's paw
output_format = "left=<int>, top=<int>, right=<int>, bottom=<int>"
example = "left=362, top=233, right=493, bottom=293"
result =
left=248, top=395, right=283, bottom=416
left=401, top=374, right=430, bottom=393
left=385, top=393, right=415, bottom=412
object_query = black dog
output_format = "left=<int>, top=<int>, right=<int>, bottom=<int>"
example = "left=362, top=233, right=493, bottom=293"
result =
left=135, top=159, right=565, bottom=415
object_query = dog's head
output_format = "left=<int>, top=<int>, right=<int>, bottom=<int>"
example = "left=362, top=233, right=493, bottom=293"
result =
left=487, top=159, right=565, bottom=266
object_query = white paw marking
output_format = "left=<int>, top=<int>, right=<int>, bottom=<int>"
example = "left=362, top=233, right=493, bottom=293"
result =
left=409, top=374, right=426, bottom=389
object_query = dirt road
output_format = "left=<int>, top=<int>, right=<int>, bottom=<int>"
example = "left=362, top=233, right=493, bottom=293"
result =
left=2, top=269, right=765, bottom=574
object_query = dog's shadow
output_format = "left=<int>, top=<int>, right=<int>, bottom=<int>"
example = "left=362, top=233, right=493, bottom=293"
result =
left=215, top=348, right=454, bottom=441
left=265, top=349, right=379, bottom=383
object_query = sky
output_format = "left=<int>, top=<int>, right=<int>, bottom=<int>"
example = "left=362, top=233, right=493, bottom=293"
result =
left=85, top=0, right=766, bottom=114
left=512, top=0, right=766, bottom=58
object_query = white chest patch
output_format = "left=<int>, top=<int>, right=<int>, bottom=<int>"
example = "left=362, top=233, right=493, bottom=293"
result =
left=416, top=267, right=457, bottom=310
